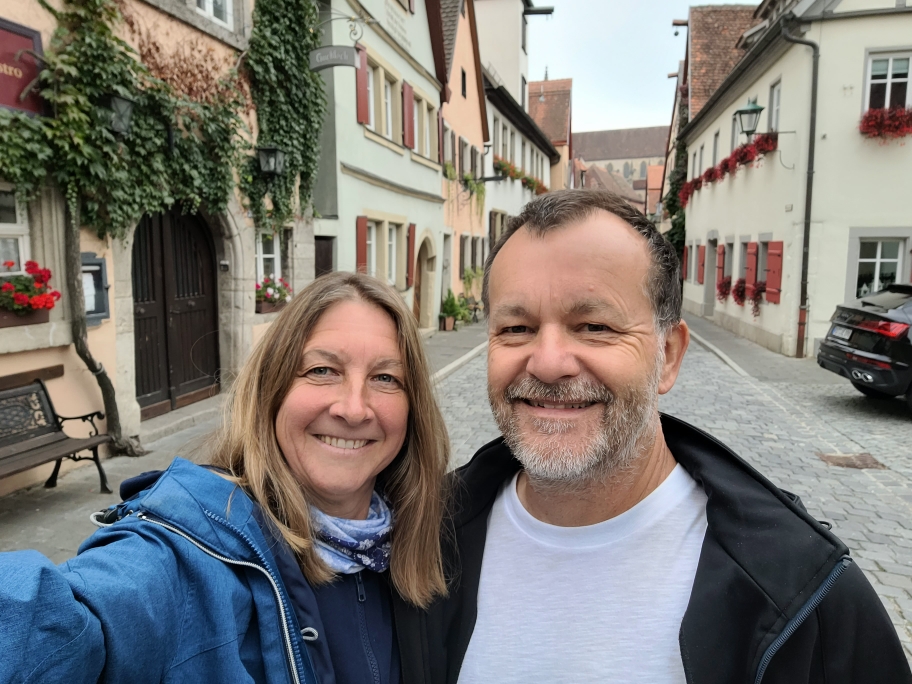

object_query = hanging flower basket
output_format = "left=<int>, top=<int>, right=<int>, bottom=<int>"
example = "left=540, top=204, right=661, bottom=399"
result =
left=732, top=277, right=747, bottom=306
left=859, top=108, right=912, bottom=140
left=750, top=280, right=767, bottom=317
left=753, top=132, right=779, bottom=155
left=716, top=275, right=732, bottom=302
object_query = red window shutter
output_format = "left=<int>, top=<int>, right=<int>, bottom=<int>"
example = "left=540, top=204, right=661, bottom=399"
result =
left=356, top=45, right=369, bottom=125
left=697, top=245, right=706, bottom=284
left=716, top=244, right=725, bottom=285
left=402, top=81, right=414, bottom=149
left=406, top=223, right=416, bottom=288
left=745, top=242, right=758, bottom=290
left=682, top=246, right=689, bottom=280
left=438, top=111, right=444, bottom=164
left=766, top=241, right=784, bottom=304
left=356, top=216, right=368, bottom=273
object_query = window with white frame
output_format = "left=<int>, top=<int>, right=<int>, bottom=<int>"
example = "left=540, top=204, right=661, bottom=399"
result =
left=256, top=231, right=281, bottom=283
left=425, top=104, right=432, bottom=157
left=698, top=144, right=704, bottom=174
left=731, top=113, right=740, bottom=152
left=502, top=124, right=508, bottom=160
left=712, top=131, right=720, bottom=166
left=739, top=242, right=748, bottom=278
left=769, top=81, right=781, bottom=132
left=366, top=65, right=376, bottom=131
left=510, top=130, right=516, bottom=164
left=0, top=186, right=29, bottom=275
left=366, top=221, right=377, bottom=277
left=196, top=0, right=233, bottom=29
left=387, top=224, right=398, bottom=285
left=383, top=79, right=393, bottom=139
left=857, top=240, right=903, bottom=297
left=493, top=117, right=499, bottom=155
left=866, top=53, right=910, bottom=110
left=443, top=123, right=452, bottom=163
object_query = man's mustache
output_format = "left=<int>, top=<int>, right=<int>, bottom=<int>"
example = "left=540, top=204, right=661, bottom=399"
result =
left=502, top=376, right=614, bottom=405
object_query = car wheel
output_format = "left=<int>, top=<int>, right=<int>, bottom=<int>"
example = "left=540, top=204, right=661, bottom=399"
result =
left=851, top=382, right=892, bottom=399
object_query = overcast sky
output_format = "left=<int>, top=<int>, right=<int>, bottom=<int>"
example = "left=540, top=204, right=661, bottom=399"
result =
left=526, top=0, right=754, bottom=133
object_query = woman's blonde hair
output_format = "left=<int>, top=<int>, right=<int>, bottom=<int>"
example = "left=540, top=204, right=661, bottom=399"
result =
left=210, top=272, right=450, bottom=607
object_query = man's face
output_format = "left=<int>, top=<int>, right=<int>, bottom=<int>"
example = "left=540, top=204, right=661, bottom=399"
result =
left=486, top=211, right=683, bottom=485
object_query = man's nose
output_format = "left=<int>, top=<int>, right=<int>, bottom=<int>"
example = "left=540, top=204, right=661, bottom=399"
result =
left=329, top=378, right=373, bottom=425
left=525, top=326, right=581, bottom=384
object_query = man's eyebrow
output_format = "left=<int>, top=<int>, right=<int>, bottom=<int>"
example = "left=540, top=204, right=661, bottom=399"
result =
left=566, top=298, right=614, bottom=316
left=491, top=303, right=531, bottom=319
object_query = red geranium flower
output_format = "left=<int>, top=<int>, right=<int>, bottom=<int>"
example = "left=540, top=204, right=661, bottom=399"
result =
left=51, top=290, right=61, bottom=300
left=3, top=261, right=15, bottom=269
left=13, top=293, right=29, bottom=306
left=24, top=261, right=39, bottom=275
left=1, top=282, right=14, bottom=293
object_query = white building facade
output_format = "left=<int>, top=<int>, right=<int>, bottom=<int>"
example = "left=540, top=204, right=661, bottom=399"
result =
left=679, top=0, right=912, bottom=357
left=313, top=0, right=449, bottom=328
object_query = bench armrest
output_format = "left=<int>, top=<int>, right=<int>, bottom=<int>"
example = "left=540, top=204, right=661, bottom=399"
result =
left=58, top=411, right=106, bottom=436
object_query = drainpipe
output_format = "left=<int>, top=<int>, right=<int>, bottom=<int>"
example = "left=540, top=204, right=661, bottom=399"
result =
left=781, top=17, right=819, bottom=359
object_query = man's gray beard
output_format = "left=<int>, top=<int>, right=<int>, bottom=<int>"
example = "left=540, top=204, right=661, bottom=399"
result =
left=488, top=360, right=662, bottom=492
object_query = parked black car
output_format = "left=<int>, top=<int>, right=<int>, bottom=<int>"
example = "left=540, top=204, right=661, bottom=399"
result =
left=817, top=285, right=912, bottom=412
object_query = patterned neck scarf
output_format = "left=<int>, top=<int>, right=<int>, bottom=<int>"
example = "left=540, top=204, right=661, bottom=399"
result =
left=310, top=491, right=394, bottom=574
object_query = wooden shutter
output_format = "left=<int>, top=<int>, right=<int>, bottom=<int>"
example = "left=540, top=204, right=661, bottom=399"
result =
left=356, top=216, right=368, bottom=273
left=697, top=246, right=706, bottom=284
left=716, top=244, right=725, bottom=285
left=402, top=81, right=414, bottom=149
left=682, top=246, right=689, bottom=280
left=459, top=235, right=467, bottom=276
left=766, top=241, right=784, bottom=304
left=406, top=223, right=416, bottom=288
left=745, top=242, right=758, bottom=289
left=355, top=45, right=369, bottom=125
left=438, top=111, right=444, bottom=163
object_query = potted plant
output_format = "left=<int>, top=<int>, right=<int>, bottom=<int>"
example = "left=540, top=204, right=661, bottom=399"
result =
left=439, top=289, right=459, bottom=331
left=255, top=276, right=293, bottom=313
left=0, top=260, right=61, bottom=328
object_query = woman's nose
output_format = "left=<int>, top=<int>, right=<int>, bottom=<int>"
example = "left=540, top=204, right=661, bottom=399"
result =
left=328, top=379, right=373, bottom=425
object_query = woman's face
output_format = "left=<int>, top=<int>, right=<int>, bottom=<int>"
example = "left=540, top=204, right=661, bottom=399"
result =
left=276, top=299, right=409, bottom=519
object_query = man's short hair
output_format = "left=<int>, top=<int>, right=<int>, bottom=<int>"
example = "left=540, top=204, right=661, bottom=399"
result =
left=481, top=189, right=682, bottom=334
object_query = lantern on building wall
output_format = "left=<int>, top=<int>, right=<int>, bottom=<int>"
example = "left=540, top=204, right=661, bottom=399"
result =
left=735, top=99, right=764, bottom=141
left=257, top=146, right=286, bottom=176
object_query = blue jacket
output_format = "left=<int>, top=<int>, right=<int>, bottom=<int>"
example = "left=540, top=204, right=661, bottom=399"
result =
left=0, top=457, right=397, bottom=684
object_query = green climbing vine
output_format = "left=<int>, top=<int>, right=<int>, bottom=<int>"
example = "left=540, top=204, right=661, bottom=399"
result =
left=662, top=91, right=689, bottom=259
left=0, top=0, right=247, bottom=238
left=240, top=0, right=326, bottom=233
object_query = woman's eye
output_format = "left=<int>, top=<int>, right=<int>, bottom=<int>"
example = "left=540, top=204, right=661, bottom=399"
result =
left=375, top=374, right=399, bottom=385
left=307, top=366, right=333, bottom=377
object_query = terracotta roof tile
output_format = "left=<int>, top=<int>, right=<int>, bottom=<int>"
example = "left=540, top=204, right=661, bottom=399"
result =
left=441, top=0, right=461, bottom=75
left=528, top=79, right=572, bottom=146
left=688, top=5, right=758, bottom=117
left=573, top=126, right=668, bottom=161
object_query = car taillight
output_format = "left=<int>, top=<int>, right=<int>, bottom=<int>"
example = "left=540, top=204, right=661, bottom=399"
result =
left=856, top=320, right=910, bottom=339
left=846, top=353, right=892, bottom=370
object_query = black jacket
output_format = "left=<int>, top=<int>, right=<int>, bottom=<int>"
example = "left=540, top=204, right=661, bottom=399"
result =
left=393, top=415, right=911, bottom=684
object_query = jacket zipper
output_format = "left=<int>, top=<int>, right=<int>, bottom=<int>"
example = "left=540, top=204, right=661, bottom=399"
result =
left=754, top=556, right=852, bottom=684
left=355, top=571, right=382, bottom=684
left=137, top=512, right=305, bottom=684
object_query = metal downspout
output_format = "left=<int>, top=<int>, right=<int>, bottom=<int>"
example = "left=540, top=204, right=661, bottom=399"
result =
left=780, top=18, right=819, bottom=358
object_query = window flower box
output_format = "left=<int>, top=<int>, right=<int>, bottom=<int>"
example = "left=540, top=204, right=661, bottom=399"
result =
left=0, top=260, right=61, bottom=327
left=255, top=276, right=292, bottom=313
left=859, top=108, right=912, bottom=140
left=0, top=308, right=49, bottom=328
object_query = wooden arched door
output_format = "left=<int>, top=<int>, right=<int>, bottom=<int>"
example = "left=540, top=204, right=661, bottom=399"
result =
left=132, top=208, right=220, bottom=420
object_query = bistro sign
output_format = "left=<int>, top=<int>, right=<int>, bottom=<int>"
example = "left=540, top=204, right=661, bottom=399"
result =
left=309, top=46, right=358, bottom=72
left=0, top=18, right=44, bottom=115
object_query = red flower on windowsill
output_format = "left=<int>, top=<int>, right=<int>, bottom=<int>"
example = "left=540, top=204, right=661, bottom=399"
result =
left=859, top=107, right=912, bottom=140
left=0, top=260, right=60, bottom=315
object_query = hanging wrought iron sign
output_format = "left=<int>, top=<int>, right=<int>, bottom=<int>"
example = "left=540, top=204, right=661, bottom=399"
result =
left=309, top=46, right=358, bottom=72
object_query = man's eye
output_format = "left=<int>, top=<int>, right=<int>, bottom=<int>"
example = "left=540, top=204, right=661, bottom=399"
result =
left=586, top=324, right=611, bottom=332
left=504, top=326, right=529, bottom=334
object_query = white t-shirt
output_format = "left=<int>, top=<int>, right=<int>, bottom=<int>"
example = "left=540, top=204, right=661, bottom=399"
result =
left=457, top=464, right=708, bottom=684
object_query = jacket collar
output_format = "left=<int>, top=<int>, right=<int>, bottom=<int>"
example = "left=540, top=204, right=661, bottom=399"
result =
left=449, top=414, right=848, bottom=682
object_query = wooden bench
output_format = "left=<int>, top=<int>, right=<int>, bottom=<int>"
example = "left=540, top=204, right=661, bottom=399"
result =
left=0, top=380, right=112, bottom=493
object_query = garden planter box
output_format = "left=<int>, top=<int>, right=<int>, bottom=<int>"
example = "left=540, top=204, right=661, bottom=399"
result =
left=0, top=308, right=49, bottom=329
left=256, top=300, right=287, bottom=314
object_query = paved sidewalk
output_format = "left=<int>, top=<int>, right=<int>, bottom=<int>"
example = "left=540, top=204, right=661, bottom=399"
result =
left=0, top=321, right=489, bottom=563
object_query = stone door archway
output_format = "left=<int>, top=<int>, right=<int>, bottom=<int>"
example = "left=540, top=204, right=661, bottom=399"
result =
left=413, top=234, right=437, bottom=329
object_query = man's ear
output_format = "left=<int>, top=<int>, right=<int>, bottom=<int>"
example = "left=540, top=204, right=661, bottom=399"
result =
left=658, top=321, right=689, bottom=395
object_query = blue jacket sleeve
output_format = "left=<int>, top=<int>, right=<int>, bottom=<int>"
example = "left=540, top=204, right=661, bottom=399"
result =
left=0, top=523, right=186, bottom=684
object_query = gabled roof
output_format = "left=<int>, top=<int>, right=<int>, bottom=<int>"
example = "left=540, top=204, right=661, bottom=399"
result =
left=528, top=78, right=572, bottom=147
left=572, top=126, right=669, bottom=162
left=688, top=5, right=758, bottom=117
left=426, top=0, right=451, bottom=102
left=440, top=0, right=462, bottom=76
left=576, top=159, right=642, bottom=205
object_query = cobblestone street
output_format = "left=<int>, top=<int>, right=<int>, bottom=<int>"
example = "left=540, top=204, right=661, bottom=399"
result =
left=437, top=343, right=912, bottom=658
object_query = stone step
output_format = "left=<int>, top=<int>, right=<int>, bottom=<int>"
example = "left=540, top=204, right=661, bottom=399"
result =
left=139, top=394, right=224, bottom=446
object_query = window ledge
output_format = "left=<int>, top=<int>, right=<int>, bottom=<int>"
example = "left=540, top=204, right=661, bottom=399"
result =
left=140, top=0, right=248, bottom=50
left=410, top=151, right=442, bottom=171
left=364, top=127, right=406, bottom=155
left=0, top=320, right=72, bottom=354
